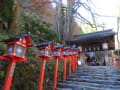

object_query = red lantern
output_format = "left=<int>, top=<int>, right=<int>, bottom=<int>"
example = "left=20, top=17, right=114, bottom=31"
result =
left=53, top=45, right=64, bottom=57
left=36, top=41, right=54, bottom=59
left=66, top=48, right=71, bottom=75
left=63, top=46, right=70, bottom=56
left=36, top=41, right=54, bottom=90
left=62, top=46, right=70, bottom=80
left=72, top=48, right=79, bottom=71
left=53, top=45, right=64, bottom=90
left=0, top=33, right=33, bottom=90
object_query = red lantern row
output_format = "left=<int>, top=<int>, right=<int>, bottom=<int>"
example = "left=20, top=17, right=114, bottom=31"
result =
left=0, top=33, right=79, bottom=90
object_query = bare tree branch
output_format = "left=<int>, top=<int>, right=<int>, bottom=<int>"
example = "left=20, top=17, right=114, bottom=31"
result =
left=74, top=12, right=95, bottom=28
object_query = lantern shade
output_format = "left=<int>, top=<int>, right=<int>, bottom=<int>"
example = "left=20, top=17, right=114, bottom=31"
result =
left=89, top=48, right=91, bottom=51
left=15, top=45, right=25, bottom=56
left=53, top=45, right=64, bottom=57
left=69, top=52, right=72, bottom=55
left=36, top=41, right=54, bottom=59
left=102, top=43, right=108, bottom=50
left=46, top=49, right=50, bottom=56
left=2, top=33, right=33, bottom=62
left=58, top=51, right=61, bottom=55
left=53, top=51, right=58, bottom=55
left=78, top=46, right=82, bottom=52
left=63, top=51, right=66, bottom=55
left=40, top=49, right=45, bottom=55
left=63, top=46, right=70, bottom=56
left=7, top=44, right=14, bottom=54
left=71, top=47, right=79, bottom=55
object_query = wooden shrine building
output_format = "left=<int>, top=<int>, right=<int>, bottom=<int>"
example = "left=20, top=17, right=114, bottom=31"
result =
left=66, top=29, right=116, bottom=52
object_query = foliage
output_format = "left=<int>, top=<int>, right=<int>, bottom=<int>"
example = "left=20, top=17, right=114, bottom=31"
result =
left=0, top=0, right=14, bottom=22
left=0, top=31, right=8, bottom=55
left=0, top=0, right=62, bottom=90
left=0, top=12, right=61, bottom=90
left=21, top=14, right=59, bottom=43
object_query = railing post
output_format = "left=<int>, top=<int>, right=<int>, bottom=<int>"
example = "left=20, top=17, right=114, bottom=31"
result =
left=38, top=58, right=46, bottom=90
left=2, top=59, right=16, bottom=90
left=53, top=57, right=58, bottom=90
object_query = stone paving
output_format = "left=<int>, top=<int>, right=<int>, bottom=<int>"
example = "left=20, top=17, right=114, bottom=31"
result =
left=56, top=66, right=120, bottom=90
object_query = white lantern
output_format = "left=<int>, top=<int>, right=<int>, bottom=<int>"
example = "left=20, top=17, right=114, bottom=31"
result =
left=15, top=45, right=25, bottom=56
left=97, top=47, right=100, bottom=50
left=78, top=46, right=82, bottom=52
left=102, top=43, right=108, bottom=50
left=93, top=47, right=96, bottom=51
left=89, top=48, right=91, bottom=51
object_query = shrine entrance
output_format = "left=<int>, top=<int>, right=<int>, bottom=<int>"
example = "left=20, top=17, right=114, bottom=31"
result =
left=66, top=29, right=116, bottom=66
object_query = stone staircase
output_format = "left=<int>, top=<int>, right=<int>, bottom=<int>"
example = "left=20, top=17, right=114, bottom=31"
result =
left=56, top=66, right=120, bottom=90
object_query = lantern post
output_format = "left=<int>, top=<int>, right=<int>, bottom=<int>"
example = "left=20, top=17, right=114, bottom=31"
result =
left=71, top=48, right=75, bottom=72
left=78, top=46, right=84, bottom=66
left=71, top=48, right=79, bottom=72
left=75, top=49, right=79, bottom=68
left=0, top=33, right=33, bottom=90
left=62, top=46, right=70, bottom=80
left=72, top=55, right=75, bottom=72
left=36, top=41, right=54, bottom=90
left=52, top=45, right=64, bottom=90
left=68, top=48, right=72, bottom=75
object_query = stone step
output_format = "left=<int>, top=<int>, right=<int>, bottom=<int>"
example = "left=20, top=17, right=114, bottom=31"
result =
left=57, top=81, right=120, bottom=89
left=67, top=75, right=120, bottom=81
left=56, top=66, right=120, bottom=90
left=70, top=73, right=120, bottom=77
left=56, top=88, right=72, bottom=90
left=75, top=67, right=118, bottom=72
left=74, top=70, right=119, bottom=74
left=66, top=78, right=120, bottom=85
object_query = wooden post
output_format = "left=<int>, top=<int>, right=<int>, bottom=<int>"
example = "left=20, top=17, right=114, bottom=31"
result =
left=63, top=57, right=66, bottom=80
left=38, top=58, right=46, bottom=90
left=2, top=59, right=16, bottom=90
left=69, top=58, right=71, bottom=75
left=53, top=57, right=58, bottom=90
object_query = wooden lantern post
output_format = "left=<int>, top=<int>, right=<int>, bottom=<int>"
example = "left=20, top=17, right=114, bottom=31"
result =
left=52, top=45, right=64, bottom=90
left=71, top=48, right=79, bottom=72
left=68, top=48, right=72, bottom=75
left=74, top=49, right=79, bottom=68
left=62, top=46, right=70, bottom=80
left=36, top=41, right=54, bottom=90
left=0, top=33, right=33, bottom=90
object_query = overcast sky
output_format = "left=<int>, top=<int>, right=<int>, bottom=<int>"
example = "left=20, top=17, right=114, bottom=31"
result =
left=77, top=0, right=120, bottom=31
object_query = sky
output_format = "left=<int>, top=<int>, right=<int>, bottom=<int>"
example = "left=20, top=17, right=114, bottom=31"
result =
left=77, top=0, right=120, bottom=31
left=52, top=0, right=120, bottom=31
left=91, top=0, right=119, bottom=31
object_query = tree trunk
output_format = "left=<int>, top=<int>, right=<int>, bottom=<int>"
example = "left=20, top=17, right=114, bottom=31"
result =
left=8, top=0, right=20, bottom=36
